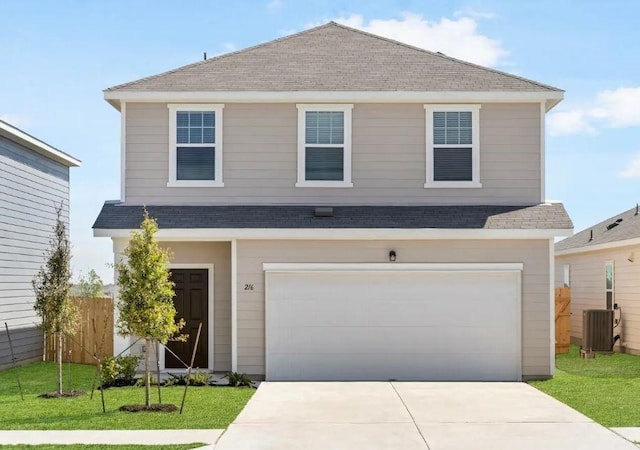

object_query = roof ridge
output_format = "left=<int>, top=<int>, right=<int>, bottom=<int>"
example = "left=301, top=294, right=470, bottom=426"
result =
left=328, top=21, right=562, bottom=92
left=105, top=22, right=337, bottom=92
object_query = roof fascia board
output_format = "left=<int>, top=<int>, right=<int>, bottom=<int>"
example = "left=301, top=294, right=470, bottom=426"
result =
left=94, top=227, right=572, bottom=240
left=104, top=90, right=564, bottom=107
left=555, top=236, right=640, bottom=256
left=0, top=121, right=81, bottom=167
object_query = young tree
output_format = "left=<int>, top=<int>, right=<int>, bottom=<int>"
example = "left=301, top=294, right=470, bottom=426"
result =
left=77, top=269, right=104, bottom=297
left=115, top=210, right=184, bottom=407
left=32, top=204, right=78, bottom=396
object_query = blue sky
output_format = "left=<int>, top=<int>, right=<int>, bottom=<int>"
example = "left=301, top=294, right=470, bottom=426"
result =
left=2, top=1, right=639, bottom=283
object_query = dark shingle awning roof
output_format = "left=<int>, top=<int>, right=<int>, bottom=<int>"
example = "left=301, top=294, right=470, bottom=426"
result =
left=93, top=203, right=572, bottom=231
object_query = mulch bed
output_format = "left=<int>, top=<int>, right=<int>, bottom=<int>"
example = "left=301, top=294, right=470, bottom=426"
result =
left=38, top=389, right=86, bottom=398
left=119, top=403, right=178, bottom=412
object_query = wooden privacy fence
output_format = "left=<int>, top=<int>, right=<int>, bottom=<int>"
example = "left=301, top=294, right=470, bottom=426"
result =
left=555, top=288, right=571, bottom=354
left=46, top=296, right=114, bottom=365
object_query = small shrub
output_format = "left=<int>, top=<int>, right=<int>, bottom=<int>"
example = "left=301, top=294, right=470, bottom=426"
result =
left=100, top=355, right=143, bottom=387
left=225, top=371, right=254, bottom=388
left=189, top=370, right=211, bottom=386
left=164, top=370, right=210, bottom=386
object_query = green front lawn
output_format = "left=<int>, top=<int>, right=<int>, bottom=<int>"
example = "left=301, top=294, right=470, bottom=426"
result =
left=530, top=345, right=640, bottom=427
left=0, top=361, right=254, bottom=430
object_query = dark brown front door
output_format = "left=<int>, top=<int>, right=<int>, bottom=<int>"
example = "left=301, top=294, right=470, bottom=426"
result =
left=165, top=269, right=208, bottom=369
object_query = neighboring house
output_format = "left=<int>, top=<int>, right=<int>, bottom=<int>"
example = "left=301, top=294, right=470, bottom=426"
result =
left=93, top=22, right=572, bottom=381
left=555, top=205, right=640, bottom=354
left=0, top=120, right=81, bottom=369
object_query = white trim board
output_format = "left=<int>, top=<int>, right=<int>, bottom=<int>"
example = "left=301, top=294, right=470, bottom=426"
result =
left=263, top=262, right=524, bottom=272
left=162, top=263, right=215, bottom=372
left=104, top=90, right=564, bottom=111
left=120, top=102, right=126, bottom=202
left=95, top=227, right=572, bottom=240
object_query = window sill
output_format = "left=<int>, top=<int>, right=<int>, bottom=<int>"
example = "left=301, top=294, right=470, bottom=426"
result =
left=295, top=181, right=354, bottom=188
left=167, top=181, right=225, bottom=188
left=424, top=181, right=482, bottom=189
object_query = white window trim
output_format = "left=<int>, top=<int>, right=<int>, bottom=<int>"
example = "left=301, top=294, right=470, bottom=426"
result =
left=424, top=104, right=481, bottom=188
left=563, top=264, right=570, bottom=287
left=296, top=104, right=353, bottom=188
left=605, top=260, right=614, bottom=309
left=167, top=104, right=224, bottom=188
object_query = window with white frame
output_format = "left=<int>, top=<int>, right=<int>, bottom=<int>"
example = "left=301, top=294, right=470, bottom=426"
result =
left=605, top=261, right=614, bottom=309
left=167, top=104, right=224, bottom=187
left=563, top=264, right=570, bottom=287
left=296, top=104, right=353, bottom=187
left=424, top=104, right=481, bottom=188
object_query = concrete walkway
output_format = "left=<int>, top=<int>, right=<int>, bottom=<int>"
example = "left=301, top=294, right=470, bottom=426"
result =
left=215, top=382, right=638, bottom=450
left=613, top=428, right=640, bottom=443
left=0, top=429, right=223, bottom=446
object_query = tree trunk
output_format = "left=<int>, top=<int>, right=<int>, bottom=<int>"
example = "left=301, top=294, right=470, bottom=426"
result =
left=57, top=332, right=63, bottom=396
left=145, top=338, right=151, bottom=407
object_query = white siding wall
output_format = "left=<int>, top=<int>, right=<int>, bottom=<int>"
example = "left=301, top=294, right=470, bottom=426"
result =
left=124, top=102, right=541, bottom=205
left=555, top=247, right=640, bottom=352
left=237, top=239, right=551, bottom=378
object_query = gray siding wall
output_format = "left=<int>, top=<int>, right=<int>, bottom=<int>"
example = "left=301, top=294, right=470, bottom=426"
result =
left=236, top=239, right=551, bottom=378
left=0, top=135, right=70, bottom=368
left=124, top=102, right=541, bottom=205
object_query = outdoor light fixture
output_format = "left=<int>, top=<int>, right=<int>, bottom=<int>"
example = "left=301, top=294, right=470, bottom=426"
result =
left=389, top=250, right=397, bottom=262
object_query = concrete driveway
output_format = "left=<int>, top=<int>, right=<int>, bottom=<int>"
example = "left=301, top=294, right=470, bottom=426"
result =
left=215, top=382, right=636, bottom=450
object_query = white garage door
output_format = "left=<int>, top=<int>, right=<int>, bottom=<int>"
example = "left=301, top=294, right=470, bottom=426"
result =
left=265, top=264, right=522, bottom=381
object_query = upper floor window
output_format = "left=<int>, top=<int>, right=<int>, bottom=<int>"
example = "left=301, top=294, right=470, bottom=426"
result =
left=167, top=104, right=224, bottom=187
left=296, top=104, right=353, bottom=187
left=424, top=104, right=481, bottom=188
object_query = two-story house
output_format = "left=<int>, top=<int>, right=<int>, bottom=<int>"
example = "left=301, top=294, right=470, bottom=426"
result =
left=1, top=120, right=80, bottom=369
left=93, top=22, right=572, bottom=381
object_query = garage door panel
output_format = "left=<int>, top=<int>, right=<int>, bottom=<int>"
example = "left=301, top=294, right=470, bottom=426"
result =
left=269, top=325, right=517, bottom=355
left=266, top=268, right=521, bottom=381
left=269, top=351, right=519, bottom=381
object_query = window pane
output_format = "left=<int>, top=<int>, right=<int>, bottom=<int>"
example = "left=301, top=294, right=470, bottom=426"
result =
left=432, top=110, right=473, bottom=145
left=177, top=147, right=215, bottom=180
left=459, top=128, right=472, bottom=145
left=605, top=264, right=613, bottom=290
left=606, top=291, right=613, bottom=310
left=176, top=111, right=216, bottom=144
left=459, top=112, right=472, bottom=127
left=305, top=111, right=344, bottom=145
left=202, top=112, right=215, bottom=127
left=434, top=148, right=472, bottom=181
left=446, top=112, right=459, bottom=128
left=189, top=127, right=203, bottom=144
left=305, top=147, right=344, bottom=181
left=177, top=112, right=189, bottom=127
left=202, top=127, right=215, bottom=144
left=177, top=128, right=189, bottom=144
left=189, top=112, right=203, bottom=127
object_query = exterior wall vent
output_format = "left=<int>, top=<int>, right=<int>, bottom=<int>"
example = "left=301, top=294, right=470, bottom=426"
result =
left=582, top=309, right=614, bottom=353
left=314, top=207, right=334, bottom=217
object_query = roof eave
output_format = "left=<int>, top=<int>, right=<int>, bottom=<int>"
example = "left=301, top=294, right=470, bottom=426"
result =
left=95, top=227, right=572, bottom=240
left=556, top=236, right=640, bottom=256
left=0, top=121, right=81, bottom=167
left=103, top=90, right=563, bottom=107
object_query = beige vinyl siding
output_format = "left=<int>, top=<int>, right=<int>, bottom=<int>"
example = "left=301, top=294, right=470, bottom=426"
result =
left=124, top=102, right=541, bottom=205
left=117, top=241, right=231, bottom=371
left=236, top=239, right=551, bottom=378
left=555, top=247, right=640, bottom=352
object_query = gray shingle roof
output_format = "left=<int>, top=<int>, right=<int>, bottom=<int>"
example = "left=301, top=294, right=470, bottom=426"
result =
left=106, top=22, right=561, bottom=93
left=555, top=205, right=640, bottom=252
left=93, top=203, right=572, bottom=230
